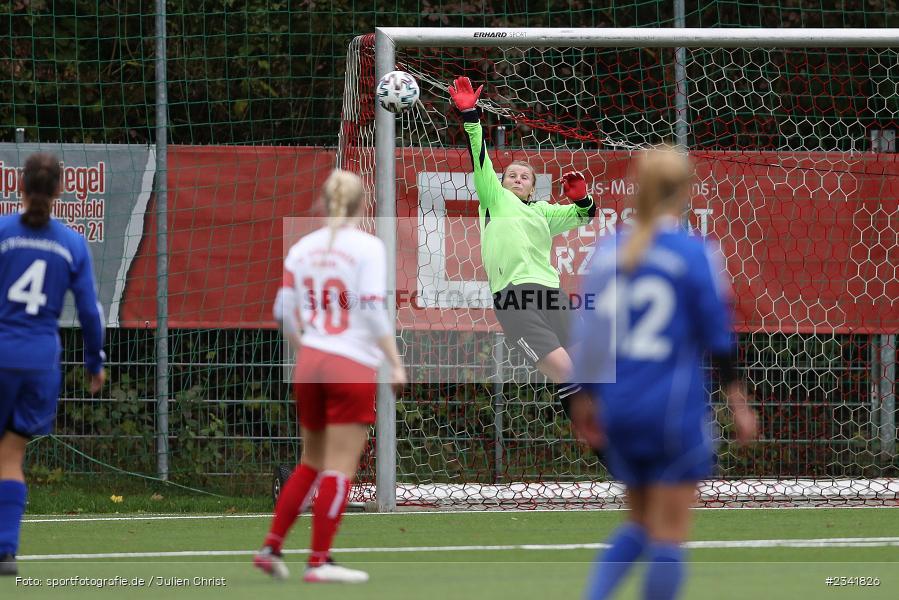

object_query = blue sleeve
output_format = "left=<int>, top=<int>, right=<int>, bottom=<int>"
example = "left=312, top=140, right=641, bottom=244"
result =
left=689, top=242, right=734, bottom=355
left=71, top=238, right=106, bottom=374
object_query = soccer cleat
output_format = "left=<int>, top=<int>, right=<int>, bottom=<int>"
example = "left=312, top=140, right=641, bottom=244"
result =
left=303, top=561, right=369, bottom=584
left=253, top=546, right=289, bottom=580
left=0, top=554, right=17, bottom=576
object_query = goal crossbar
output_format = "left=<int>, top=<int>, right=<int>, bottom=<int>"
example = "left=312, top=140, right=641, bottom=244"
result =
left=378, top=27, right=899, bottom=49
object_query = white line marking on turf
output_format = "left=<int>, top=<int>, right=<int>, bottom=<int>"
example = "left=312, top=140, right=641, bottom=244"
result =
left=23, top=514, right=272, bottom=524
left=17, top=537, right=899, bottom=560
left=22, top=505, right=898, bottom=524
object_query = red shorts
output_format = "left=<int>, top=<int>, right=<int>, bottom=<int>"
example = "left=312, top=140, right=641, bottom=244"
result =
left=293, top=346, right=377, bottom=430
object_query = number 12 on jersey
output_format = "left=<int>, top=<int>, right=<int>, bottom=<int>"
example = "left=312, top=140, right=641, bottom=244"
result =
left=596, top=274, right=675, bottom=362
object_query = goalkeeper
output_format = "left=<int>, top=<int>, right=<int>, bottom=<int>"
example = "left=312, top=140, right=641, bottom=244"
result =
left=449, top=76, right=596, bottom=411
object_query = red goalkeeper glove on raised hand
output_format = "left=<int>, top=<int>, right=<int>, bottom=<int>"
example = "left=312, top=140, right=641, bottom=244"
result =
left=561, top=171, right=589, bottom=201
left=448, top=76, right=483, bottom=112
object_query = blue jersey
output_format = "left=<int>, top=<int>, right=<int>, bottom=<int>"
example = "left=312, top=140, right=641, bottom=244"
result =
left=0, top=214, right=105, bottom=373
left=573, top=222, right=733, bottom=475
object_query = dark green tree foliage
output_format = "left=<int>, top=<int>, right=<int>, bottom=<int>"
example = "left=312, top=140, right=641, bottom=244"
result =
left=2, top=1, right=155, bottom=143
left=3, top=1, right=896, bottom=145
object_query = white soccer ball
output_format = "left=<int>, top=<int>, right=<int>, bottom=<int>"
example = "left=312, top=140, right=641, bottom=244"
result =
left=376, top=71, right=420, bottom=113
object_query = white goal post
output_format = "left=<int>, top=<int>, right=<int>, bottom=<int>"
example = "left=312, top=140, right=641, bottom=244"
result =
left=344, top=27, right=899, bottom=512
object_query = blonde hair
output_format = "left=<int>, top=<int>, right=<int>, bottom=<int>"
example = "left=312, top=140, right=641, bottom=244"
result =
left=323, top=169, right=365, bottom=248
left=620, top=145, right=693, bottom=272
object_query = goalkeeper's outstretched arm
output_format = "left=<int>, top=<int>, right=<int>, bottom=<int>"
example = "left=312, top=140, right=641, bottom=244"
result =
left=449, top=77, right=504, bottom=210
left=537, top=170, right=597, bottom=235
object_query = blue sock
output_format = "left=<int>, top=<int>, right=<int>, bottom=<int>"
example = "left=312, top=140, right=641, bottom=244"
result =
left=642, top=542, right=685, bottom=600
left=0, top=480, right=27, bottom=555
left=585, top=522, right=648, bottom=600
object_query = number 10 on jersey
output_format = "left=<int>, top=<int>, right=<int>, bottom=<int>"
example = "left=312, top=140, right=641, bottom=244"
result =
left=302, top=277, right=350, bottom=334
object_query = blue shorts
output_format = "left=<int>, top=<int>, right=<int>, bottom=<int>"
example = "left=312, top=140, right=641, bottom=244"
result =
left=0, top=368, right=61, bottom=438
left=604, top=421, right=715, bottom=488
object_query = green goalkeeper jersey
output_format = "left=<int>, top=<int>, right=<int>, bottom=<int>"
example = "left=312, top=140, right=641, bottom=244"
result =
left=464, top=120, right=594, bottom=294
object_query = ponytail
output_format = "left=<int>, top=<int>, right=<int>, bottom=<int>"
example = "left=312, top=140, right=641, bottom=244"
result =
left=20, top=193, right=52, bottom=228
left=620, top=222, right=656, bottom=273
left=619, top=145, right=693, bottom=272
left=323, top=169, right=364, bottom=249
left=20, top=152, right=62, bottom=228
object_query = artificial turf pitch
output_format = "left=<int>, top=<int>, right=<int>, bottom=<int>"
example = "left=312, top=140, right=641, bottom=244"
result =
left=5, top=508, right=897, bottom=599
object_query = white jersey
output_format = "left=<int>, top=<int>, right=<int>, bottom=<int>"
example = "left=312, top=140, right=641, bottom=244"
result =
left=279, top=226, right=390, bottom=368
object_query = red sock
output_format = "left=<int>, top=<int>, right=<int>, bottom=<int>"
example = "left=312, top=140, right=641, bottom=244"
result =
left=308, top=471, right=351, bottom=567
left=263, top=463, right=319, bottom=553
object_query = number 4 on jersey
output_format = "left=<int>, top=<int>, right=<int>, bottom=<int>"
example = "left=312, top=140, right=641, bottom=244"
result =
left=8, top=259, right=48, bottom=315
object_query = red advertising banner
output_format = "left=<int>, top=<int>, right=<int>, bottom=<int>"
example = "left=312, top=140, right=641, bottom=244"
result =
left=120, top=146, right=898, bottom=334
left=119, top=146, right=333, bottom=328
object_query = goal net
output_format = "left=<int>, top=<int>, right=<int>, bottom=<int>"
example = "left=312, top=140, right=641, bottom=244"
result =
left=339, top=30, right=899, bottom=508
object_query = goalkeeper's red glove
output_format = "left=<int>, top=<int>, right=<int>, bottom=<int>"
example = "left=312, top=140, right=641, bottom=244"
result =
left=448, top=76, right=483, bottom=112
left=562, top=171, right=589, bottom=201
